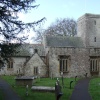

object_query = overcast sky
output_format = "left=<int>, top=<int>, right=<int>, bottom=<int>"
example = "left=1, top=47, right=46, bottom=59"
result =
left=18, top=0, right=100, bottom=43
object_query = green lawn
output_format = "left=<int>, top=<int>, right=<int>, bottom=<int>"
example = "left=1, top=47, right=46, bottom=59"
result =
left=0, top=89, right=4, bottom=100
left=1, top=76, right=100, bottom=100
left=1, top=76, right=78, bottom=100
left=89, top=77, right=100, bottom=100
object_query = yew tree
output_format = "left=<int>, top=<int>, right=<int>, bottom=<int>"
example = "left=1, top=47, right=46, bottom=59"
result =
left=0, top=0, right=45, bottom=42
left=0, top=0, right=45, bottom=67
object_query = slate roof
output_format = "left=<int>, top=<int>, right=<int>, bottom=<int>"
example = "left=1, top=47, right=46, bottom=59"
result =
left=13, top=44, right=45, bottom=57
left=45, top=35, right=84, bottom=47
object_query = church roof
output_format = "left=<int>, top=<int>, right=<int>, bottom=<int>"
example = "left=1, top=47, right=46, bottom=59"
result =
left=45, top=35, right=84, bottom=47
left=13, top=44, right=45, bottom=57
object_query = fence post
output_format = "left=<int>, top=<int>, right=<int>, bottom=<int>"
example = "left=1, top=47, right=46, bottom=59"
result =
left=70, top=81, right=73, bottom=89
left=75, top=76, right=77, bottom=82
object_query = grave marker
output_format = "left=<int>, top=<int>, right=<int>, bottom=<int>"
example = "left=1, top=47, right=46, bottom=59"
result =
left=55, top=80, right=63, bottom=100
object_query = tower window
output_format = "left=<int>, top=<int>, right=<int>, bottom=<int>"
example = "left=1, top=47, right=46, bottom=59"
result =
left=34, top=67, right=38, bottom=75
left=8, top=58, right=13, bottom=69
left=94, top=20, right=96, bottom=25
left=94, top=37, right=96, bottom=42
left=34, top=49, right=38, bottom=53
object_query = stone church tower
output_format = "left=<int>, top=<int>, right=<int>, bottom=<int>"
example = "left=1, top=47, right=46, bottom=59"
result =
left=77, top=13, right=100, bottom=47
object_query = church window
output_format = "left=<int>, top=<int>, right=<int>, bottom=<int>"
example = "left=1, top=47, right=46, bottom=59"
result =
left=34, top=49, right=38, bottom=53
left=34, top=67, right=38, bottom=75
left=94, top=37, right=96, bottom=42
left=94, top=20, right=96, bottom=25
left=90, top=57, right=99, bottom=75
left=8, top=58, right=13, bottom=68
left=29, top=47, right=34, bottom=54
left=59, top=55, right=70, bottom=72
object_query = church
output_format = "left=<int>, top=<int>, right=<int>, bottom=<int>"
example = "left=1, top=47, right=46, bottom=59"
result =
left=0, top=13, right=100, bottom=77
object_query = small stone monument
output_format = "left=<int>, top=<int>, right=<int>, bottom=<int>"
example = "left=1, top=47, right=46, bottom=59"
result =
left=26, top=85, right=29, bottom=96
left=15, top=76, right=35, bottom=86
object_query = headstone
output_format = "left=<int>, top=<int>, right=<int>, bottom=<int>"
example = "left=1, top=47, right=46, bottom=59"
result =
left=61, top=72, right=64, bottom=88
left=31, top=86, right=55, bottom=92
left=51, top=72, right=53, bottom=79
left=55, top=81, right=63, bottom=100
left=38, top=70, right=40, bottom=81
left=26, top=85, right=29, bottom=96
left=15, top=76, right=35, bottom=86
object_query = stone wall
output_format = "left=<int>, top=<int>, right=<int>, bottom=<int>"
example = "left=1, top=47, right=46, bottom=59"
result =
left=48, top=47, right=90, bottom=78
left=77, top=14, right=87, bottom=47
left=78, top=13, right=100, bottom=47
left=1, top=57, right=27, bottom=75
left=24, top=53, right=47, bottom=77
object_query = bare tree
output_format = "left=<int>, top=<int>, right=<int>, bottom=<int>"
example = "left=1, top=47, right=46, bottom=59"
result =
left=35, top=18, right=77, bottom=43
left=46, top=18, right=77, bottom=36
left=33, top=28, right=45, bottom=43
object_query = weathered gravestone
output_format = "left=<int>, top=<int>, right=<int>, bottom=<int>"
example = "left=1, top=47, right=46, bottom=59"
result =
left=15, top=76, right=35, bottom=86
left=26, top=85, right=29, bottom=96
left=31, top=86, right=55, bottom=92
left=55, top=80, right=63, bottom=100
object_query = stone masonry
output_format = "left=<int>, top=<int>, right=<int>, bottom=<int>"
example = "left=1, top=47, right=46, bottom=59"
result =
left=0, top=13, right=100, bottom=77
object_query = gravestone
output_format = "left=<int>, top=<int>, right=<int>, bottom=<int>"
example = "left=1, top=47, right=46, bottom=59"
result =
left=31, top=86, right=55, bottom=92
left=15, top=76, right=35, bottom=86
left=55, top=80, right=63, bottom=100
left=26, top=85, right=29, bottom=96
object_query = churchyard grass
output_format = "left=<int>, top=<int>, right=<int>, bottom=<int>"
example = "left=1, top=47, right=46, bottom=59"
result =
left=0, top=89, right=4, bottom=100
left=1, top=75, right=78, bottom=100
left=89, top=77, right=100, bottom=100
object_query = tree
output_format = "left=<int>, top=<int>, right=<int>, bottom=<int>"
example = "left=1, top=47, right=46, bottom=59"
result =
left=35, top=18, right=77, bottom=43
left=45, top=18, right=77, bottom=36
left=0, top=0, right=45, bottom=43
left=33, top=27, right=45, bottom=43
left=0, top=0, right=45, bottom=68
left=0, top=43, right=21, bottom=69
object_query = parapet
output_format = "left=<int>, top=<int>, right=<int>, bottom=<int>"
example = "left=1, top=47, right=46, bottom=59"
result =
left=78, top=13, right=100, bottom=22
